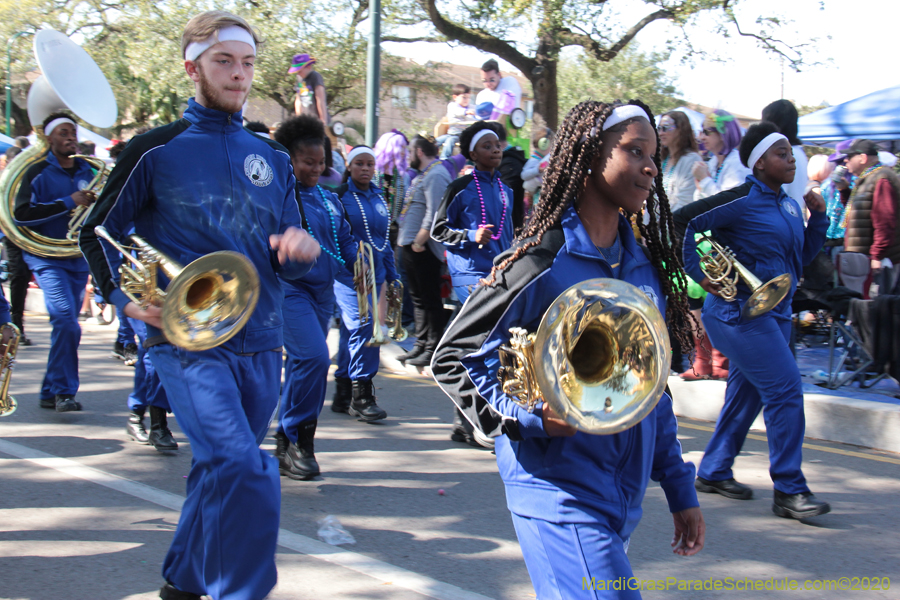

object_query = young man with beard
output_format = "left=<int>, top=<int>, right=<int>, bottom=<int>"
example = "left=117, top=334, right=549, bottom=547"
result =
left=14, top=112, right=96, bottom=412
left=80, top=11, right=320, bottom=600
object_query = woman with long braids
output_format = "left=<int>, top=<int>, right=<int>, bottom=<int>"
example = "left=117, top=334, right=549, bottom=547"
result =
left=431, top=121, right=514, bottom=304
left=332, top=146, right=398, bottom=422
left=432, top=100, right=705, bottom=598
left=682, top=121, right=830, bottom=519
left=272, top=115, right=358, bottom=479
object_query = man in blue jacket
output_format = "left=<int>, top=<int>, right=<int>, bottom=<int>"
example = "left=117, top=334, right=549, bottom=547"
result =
left=15, top=112, right=95, bottom=412
left=80, top=10, right=320, bottom=600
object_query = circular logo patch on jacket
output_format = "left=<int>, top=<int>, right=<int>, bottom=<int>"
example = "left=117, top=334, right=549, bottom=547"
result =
left=77, top=180, right=91, bottom=191
left=375, top=202, right=388, bottom=217
left=244, top=154, right=273, bottom=187
left=782, top=200, right=799, bottom=218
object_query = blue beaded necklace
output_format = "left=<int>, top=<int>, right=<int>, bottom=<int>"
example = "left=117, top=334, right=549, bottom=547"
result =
left=304, top=185, right=345, bottom=266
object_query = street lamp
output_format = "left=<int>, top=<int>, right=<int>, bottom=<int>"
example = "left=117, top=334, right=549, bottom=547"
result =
left=6, top=31, right=33, bottom=137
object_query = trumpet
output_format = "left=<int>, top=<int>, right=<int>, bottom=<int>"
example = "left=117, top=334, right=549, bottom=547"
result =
left=0, top=322, right=21, bottom=417
left=497, top=279, right=670, bottom=434
left=66, top=155, right=109, bottom=242
left=354, top=241, right=388, bottom=346
left=94, top=226, right=260, bottom=351
left=698, top=235, right=792, bottom=320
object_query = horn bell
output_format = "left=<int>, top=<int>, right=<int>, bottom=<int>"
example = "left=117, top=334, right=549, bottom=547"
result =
left=532, top=279, right=671, bottom=434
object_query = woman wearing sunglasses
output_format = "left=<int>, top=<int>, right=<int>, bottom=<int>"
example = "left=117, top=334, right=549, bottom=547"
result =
left=692, top=109, right=751, bottom=200
left=658, top=111, right=703, bottom=212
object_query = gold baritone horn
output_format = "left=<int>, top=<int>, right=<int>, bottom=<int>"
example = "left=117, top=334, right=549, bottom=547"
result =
left=94, top=226, right=260, bottom=351
left=65, top=155, right=109, bottom=242
left=497, top=279, right=670, bottom=434
left=698, top=234, right=791, bottom=320
left=0, top=323, right=22, bottom=417
left=384, top=280, right=408, bottom=342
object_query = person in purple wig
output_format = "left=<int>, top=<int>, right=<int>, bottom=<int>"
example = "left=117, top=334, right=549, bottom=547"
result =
left=692, top=109, right=750, bottom=201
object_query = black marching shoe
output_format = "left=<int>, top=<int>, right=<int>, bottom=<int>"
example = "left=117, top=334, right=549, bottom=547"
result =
left=396, top=344, right=425, bottom=363
left=123, top=343, right=139, bottom=366
left=126, top=410, right=150, bottom=444
left=273, top=430, right=289, bottom=459
left=112, top=341, right=127, bottom=360
left=279, top=420, right=320, bottom=480
left=695, top=477, right=753, bottom=500
left=148, top=406, right=178, bottom=452
left=772, top=490, right=831, bottom=520
left=55, top=394, right=82, bottom=413
left=331, top=376, right=352, bottom=413
left=39, top=397, right=56, bottom=409
left=20, top=335, right=32, bottom=347
left=350, top=379, right=387, bottom=422
left=159, top=582, right=201, bottom=600
left=405, top=349, right=434, bottom=367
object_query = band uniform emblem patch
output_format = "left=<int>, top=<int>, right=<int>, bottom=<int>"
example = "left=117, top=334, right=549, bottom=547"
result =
left=782, top=200, right=799, bottom=218
left=244, top=154, right=273, bottom=187
left=375, top=201, right=388, bottom=217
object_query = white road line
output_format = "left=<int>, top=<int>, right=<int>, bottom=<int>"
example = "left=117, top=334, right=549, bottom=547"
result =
left=0, top=438, right=495, bottom=600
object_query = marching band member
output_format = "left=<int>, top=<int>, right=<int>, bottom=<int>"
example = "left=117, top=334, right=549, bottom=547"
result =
left=431, top=121, right=514, bottom=304
left=272, top=115, right=357, bottom=479
left=14, top=112, right=95, bottom=412
left=125, top=316, right=177, bottom=452
left=80, top=11, right=320, bottom=600
left=331, top=146, right=397, bottom=422
left=681, top=121, right=830, bottom=519
left=432, top=101, right=705, bottom=599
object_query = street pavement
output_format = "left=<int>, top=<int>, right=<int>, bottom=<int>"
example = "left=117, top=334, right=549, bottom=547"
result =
left=1, top=315, right=899, bottom=600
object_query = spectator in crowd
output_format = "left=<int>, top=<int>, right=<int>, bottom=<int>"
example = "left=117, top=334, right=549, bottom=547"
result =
left=762, top=100, right=808, bottom=205
left=436, top=84, right=475, bottom=159
left=396, top=135, right=451, bottom=367
left=77, top=141, right=95, bottom=156
left=842, top=139, right=900, bottom=278
left=2, top=147, right=31, bottom=346
left=475, top=59, right=522, bottom=110
left=822, top=141, right=855, bottom=250
left=693, top=110, right=751, bottom=200
left=521, top=115, right=553, bottom=215
left=805, top=154, right=834, bottom=220
left=290, top=53, right=329, bottom=123
left=318, top=135, right=343, bottom=188
left=374, top=129, right=410, bottom=245
left=14, top=136, right=29, bottom=149
left=659, top=111, right=703, bottom=212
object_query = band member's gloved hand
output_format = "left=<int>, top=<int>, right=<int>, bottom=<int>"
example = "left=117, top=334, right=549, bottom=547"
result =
left=671, top=507, right=705, bottom=556
left=270, top=226, right=321, bottom=264
left=803, top=188, right=826, bottom=213
left=123, top=302, right=163, bottom=329
left=698, top=277, right=722, bottom=297
left=541, top=401, right=576, bottom=437
left=72, top=190, right=95, bottom=207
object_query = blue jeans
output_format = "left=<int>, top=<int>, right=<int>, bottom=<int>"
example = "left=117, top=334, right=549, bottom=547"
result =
left=436, top=134, right=460, bottom=159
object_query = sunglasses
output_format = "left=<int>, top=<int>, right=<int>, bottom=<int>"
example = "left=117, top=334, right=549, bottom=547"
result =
left=657, top=124, right=676, bottom=133
left=702, top=128, right=719, bottom=136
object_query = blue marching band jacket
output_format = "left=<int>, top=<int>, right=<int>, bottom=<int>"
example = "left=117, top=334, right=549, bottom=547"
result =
left=286, top=183, right=357, bottom=299
left=80, top=98, right=314, bottom=354
left=431, top=169, right=515, bottom=286
left=334, top=179, right=399, bottom=287
left=681, top=174, right=828, bottom=323
left=432, top=207, right=698, bottom=535
left=15, top=150, right=94, bottom=270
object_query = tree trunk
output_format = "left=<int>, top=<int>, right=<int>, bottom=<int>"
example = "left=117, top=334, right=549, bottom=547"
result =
left=10, top=99, right=31, bottom=137
left=528, top=57, right=559, bottom=130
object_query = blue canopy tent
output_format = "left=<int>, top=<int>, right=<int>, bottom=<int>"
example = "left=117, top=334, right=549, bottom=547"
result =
left=0, top=133, right=14, bottom=153
left=798, top=85, right=900, bottom=151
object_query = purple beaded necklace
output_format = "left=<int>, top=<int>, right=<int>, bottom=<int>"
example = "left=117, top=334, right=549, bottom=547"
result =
left=473, top=171, right=508, bottom=241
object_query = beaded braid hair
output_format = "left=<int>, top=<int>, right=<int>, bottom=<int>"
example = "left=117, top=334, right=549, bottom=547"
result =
left=483, top=99, right=697, bottom=354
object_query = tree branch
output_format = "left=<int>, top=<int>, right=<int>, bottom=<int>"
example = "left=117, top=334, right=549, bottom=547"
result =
left=727, top=11, right=805, bottom=68
left=416, top=0, right=535, bottom=75
left=568, top=8, right=673, bottom=62
left=382, top=35, right=444, bottom=43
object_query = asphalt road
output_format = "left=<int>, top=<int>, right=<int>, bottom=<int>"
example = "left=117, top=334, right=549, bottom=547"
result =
left=1, top=315, right=899, bottom=600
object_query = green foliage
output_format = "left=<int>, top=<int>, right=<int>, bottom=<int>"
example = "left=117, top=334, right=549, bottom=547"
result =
left=557, top=45, right=683, bottom=118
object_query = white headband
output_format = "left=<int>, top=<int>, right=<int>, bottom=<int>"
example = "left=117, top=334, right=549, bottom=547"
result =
left=602, top=105, right=649, bottom=132
left=184, top=25, right=257, bottom=62
left=347, top=146, right=375, bottom=165
left=44, top=117, right=76, bottom=137
left=469, top=129, right=498, bottom=153
left=747, top=133, right=788, bottom=170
